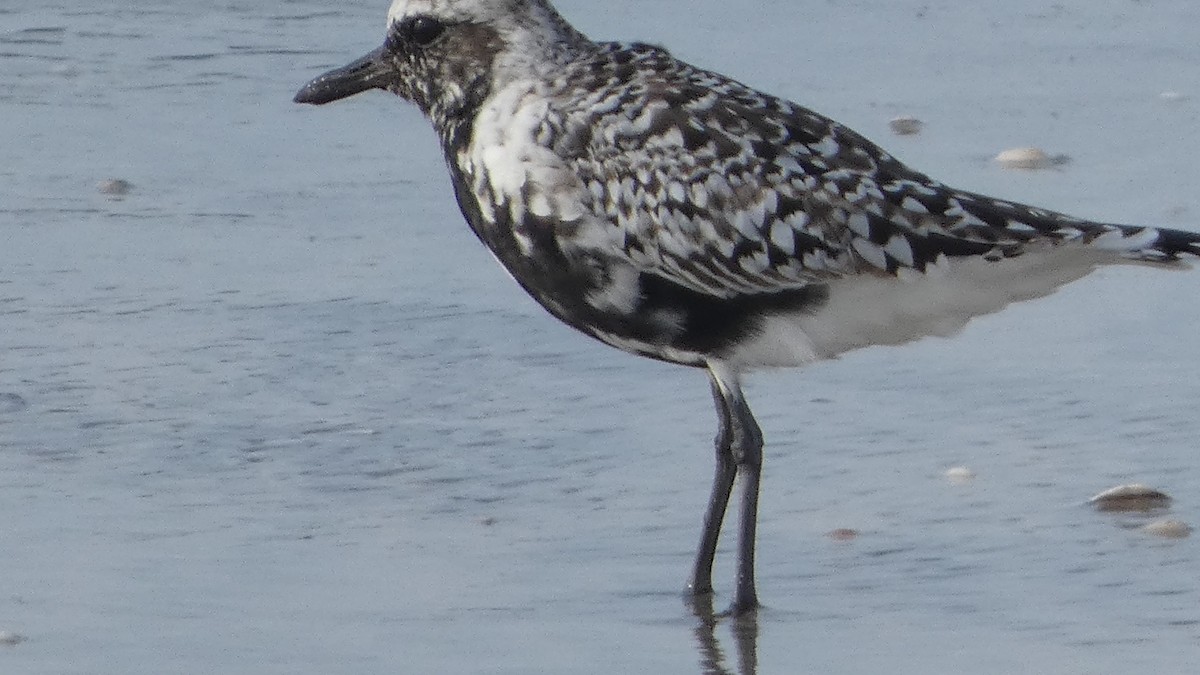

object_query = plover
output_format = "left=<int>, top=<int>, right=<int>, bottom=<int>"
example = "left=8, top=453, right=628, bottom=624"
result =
left=295, top=0, right=1199, bottom=614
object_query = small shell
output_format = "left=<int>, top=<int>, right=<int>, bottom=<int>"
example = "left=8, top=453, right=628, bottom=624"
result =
left=888, top=116, right=924, bottom=136
left=1142, top=520, right=1191, bottom=539
left=995, top=147, right=1056, bottom=170
left=1089, top=483, right=1172, bottom=512
left=944, top=466, right=976, bottom=484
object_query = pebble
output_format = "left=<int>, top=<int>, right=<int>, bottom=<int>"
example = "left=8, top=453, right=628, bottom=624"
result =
left=888, top=116, right=924, bottom=136
left=1142, top=519, right=1191, bottom=539
left=0, top=631, right=25, bottom=646
left=1089, top=483, right=1172, bottom=512
left=97, top=178, right=133, bottom=196
left=1159, top=91, right=1188, bottom=103
left=826, top=528, right=859, bottom=541
left=944, top=466, right=976, bottom=484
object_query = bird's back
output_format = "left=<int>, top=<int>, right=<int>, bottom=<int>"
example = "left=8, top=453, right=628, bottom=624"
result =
left=446, top=35, right=1200, bottom=369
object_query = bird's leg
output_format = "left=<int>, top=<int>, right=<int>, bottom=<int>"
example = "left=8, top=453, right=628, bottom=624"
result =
left=689, top=364, right=763, bottom=615
left=688, top=371, right=739, bottom=597
left=709, top=364, right=763, bottom=615
left=727, top=388, right=763, bottom=615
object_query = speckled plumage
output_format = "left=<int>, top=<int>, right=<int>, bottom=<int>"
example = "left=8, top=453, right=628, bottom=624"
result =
left=343, top=3, right=1199, bottom=370
left=295, top=0, right=1200, bottom=613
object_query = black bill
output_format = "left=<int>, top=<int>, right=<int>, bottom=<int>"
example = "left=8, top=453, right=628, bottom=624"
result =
left=294, top=46, right=393, bottom=105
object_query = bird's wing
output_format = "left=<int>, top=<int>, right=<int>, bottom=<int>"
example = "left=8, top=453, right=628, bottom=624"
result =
left=546, top=44, right=1158, bottom=299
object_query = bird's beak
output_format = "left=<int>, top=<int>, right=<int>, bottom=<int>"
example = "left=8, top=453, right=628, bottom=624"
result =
left=293, top=45, right=393, bottom=105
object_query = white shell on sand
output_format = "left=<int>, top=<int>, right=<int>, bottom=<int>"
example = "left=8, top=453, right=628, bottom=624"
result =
left=1089, top=483, right=1171, bottom=512
left=995, top=147, right=1059, bottom=170
left=944, top=466, right=976, bottom=484
left=1142, top=520, right=1191, bottom=539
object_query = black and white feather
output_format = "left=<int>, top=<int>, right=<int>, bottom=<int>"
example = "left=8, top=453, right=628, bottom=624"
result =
left=296, top=0, right=1200, bottom=373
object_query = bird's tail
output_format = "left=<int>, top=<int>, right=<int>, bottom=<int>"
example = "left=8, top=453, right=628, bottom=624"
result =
left=943, top=189, right=1200, bottom=266
left=1140, top=225, right=1200, bottom=262
left=1045, top=220, right=1200, bottom=266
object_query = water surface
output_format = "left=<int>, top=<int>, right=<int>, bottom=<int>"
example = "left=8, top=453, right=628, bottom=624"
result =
left=3, top=1, right=1200, bottom=672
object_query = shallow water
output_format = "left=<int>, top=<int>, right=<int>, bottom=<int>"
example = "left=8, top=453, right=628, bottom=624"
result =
left=3, top=0, right=1200, bottom=672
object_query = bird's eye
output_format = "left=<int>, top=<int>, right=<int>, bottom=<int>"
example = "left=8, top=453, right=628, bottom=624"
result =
left=404, top=16, right=446, bottom=47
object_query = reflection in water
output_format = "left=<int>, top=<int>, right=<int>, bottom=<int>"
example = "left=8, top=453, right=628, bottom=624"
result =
left=688, top=595, right=759, bottom=675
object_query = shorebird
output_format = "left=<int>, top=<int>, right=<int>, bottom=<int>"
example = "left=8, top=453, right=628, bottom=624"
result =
left=295, top=0, right=1199, bottom=614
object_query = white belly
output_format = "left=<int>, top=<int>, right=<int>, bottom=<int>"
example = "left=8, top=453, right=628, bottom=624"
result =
left=724, top=245, right=1154, bottom=369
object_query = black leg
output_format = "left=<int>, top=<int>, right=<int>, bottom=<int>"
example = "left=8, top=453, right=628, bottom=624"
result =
left=688, top=371, right=739, bottom=596
left=726, top=387, right=762, bottom=615
left=693, top=364, right=763, bottom=615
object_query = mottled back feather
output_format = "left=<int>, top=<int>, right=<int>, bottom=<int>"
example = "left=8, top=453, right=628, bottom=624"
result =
left=350, top=0, right=1200, bottom=366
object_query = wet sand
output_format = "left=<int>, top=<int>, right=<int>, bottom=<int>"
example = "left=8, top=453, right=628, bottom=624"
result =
left=3, top=1, right=1199, bottom=672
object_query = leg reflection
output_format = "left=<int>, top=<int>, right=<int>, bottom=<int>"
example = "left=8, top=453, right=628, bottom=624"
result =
left=687, top=594, right=759, bottom=675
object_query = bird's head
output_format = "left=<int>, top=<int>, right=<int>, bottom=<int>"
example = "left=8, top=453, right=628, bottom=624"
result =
left=294, top=0, right=587, bottom=124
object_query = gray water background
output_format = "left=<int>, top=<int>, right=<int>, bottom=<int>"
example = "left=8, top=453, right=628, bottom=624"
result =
left=3, top=0, right=1200, bottom=672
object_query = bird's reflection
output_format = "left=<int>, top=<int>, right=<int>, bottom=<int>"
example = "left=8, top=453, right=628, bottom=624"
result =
left=687, top=595, right=759, bottom=675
